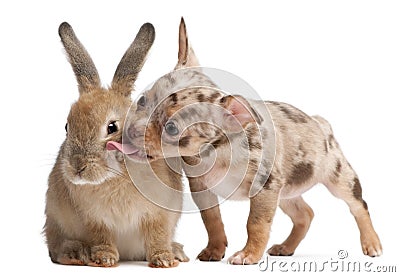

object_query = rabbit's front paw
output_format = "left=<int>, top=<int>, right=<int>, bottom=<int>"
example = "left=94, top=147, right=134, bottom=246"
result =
left=148, top=251, right=179, bottom=268
left=88, top=244, right=119, bottom=267
left=172, top=242, right=189, bottom=262
left=56, top=240, right=90, bottom=265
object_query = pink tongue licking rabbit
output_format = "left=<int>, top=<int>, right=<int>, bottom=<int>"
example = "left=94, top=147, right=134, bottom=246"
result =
left=106, top=141, right=139, bottom=155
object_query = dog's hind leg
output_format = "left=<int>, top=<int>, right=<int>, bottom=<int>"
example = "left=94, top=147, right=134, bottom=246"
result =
left=324, top=154, right=382, bottom=257
left=268, top=196, right=314, bottom=256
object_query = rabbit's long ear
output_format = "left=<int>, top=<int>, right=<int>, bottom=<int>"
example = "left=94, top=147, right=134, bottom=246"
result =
left=175, top=17, right=200, bottom=70
left=111, top=23, right=155, bottom=97
left=59, top=22, right=101, bottom=94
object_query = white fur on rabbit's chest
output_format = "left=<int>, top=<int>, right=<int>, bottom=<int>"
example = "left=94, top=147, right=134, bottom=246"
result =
left=115, top=227, right=146, bottom=261
left=95, top=202, right=148, bottom=260
left=93, top=202, right=148, bottom=260
left=78, top=184, right=149, bottom=260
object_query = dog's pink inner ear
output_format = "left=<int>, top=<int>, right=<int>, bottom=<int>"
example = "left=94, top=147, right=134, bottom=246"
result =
left=224, top=96, right=256, bottom=128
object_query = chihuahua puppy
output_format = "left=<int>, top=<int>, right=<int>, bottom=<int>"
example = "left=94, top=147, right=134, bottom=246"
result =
left=119, top=18, right=382, bottom=264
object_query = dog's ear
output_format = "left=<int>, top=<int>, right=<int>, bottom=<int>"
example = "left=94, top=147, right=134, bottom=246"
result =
left=175, top=17, right=200, bottom=69
left=221, top=95, right=262, bottom=133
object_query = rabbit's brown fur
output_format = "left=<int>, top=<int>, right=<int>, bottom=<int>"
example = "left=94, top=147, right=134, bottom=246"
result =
left=43, top=22, right=188, bottom=268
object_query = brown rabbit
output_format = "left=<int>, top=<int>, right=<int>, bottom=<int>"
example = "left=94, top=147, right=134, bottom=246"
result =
left=43, top=22, right=188, bottom=268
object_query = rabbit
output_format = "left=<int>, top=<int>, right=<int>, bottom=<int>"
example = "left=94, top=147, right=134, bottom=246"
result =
left=43, top=22, right=188, bottom=268
left=120, top=18, right=382, bottom=264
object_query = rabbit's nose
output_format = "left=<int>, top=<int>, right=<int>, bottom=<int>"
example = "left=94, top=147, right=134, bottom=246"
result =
left=71, top=155, right=87, bottom=175
left=77, top=165, right=87, bottom=176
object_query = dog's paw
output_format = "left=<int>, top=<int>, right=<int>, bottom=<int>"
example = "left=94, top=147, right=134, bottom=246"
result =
left=267, top=244, right=294, bottom=256
left=88, top=245, right=119, bottom=267
left=172, top=242, right=190, bottom=262
left=227, top=250, right=261, bottom=265
left=56, top=240, right=90, bottom=265
left=362, top=236, right=383, bottom=257
left=149, top=251, right=179, bottom=268
left=197, top=244, right=226, bottom=261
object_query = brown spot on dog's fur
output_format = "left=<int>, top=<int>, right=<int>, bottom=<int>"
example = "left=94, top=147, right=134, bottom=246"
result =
left=209, top=92, right=221, bottom=102
left=197, top=93, right=206, bottom=102
left=330, top=160, right=342, bottom=183
left=250, top=159, right=258, bottom=166
left=211, top=136, right=228, bottom=149
left=268, top=101, right=280, bottom=106
left=179, top=136, right=191, bottom=147
left=287, top=162, right=314, bottom=185
left=219, top=97, right=227, bottom=104
left=170, top=93, right=178, bottom=104
left=352, top=177, right=362, bottom=199
left=352, top=177, right=368, bottom=210
left=336, top=160, right=342, bottom=174
left=263, top=174, right=274, bottom=190
left=248, top=135, right=262, bottom=150
left=144, top=122, right=162, bottom=151
left=362, top=200, right=368, bottom=210
left=166, top=105, right=184, bottom=118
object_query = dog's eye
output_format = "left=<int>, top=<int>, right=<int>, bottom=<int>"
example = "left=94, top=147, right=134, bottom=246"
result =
left=165, top=121, right=179, bottom=136
left=65, top=123, right=68, bottom=133
left=137, top=96, right=146, bottom=107
left=107, top=121, right=118, bottom=135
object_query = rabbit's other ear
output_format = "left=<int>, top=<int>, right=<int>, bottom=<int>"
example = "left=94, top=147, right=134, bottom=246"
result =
left=111, top=23, right=155, bottom=97
left=175, top=17, right=200, bottom=69
left=59, top=22, right=101, bottom=94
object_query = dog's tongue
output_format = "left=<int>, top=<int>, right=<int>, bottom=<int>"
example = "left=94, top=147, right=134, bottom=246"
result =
left=106, top=141, right=139, bottom=154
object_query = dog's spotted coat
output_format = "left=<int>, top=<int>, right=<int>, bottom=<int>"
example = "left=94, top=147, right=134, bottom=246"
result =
left=123, top=18, right=382, bottom=264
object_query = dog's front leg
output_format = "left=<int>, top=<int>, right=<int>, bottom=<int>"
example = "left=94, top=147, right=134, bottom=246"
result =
left=188, top=176, right=228, bottom=261
left=228, top=187, right=279, bottom=265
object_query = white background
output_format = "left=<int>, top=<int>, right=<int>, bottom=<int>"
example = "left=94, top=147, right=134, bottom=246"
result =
left=0, top=0, right=399, bottom=276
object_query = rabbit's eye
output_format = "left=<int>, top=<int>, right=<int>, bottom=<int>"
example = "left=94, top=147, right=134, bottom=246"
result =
left=165, top=121, right=179, bottom=136
left=65, top=123, right=68, bottom=133
left=137, top=96, right=146, bottom=107
left=107, top=121, right=118, bottom=135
